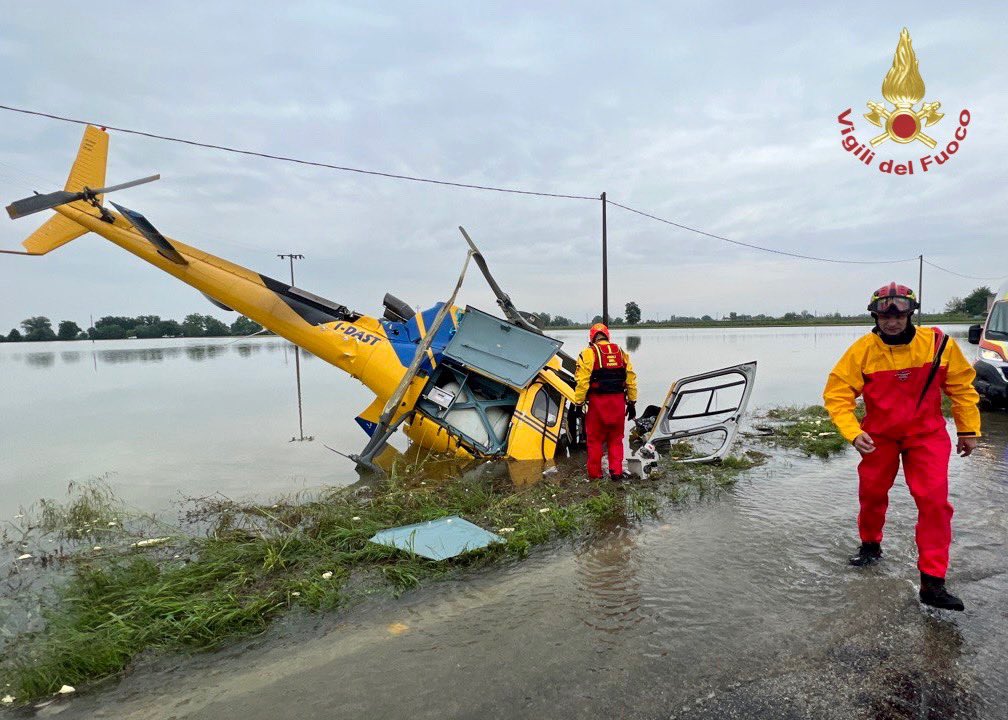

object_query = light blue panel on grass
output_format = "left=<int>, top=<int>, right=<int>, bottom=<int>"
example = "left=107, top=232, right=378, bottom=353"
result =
left=369, top=516, right=504, bottom=560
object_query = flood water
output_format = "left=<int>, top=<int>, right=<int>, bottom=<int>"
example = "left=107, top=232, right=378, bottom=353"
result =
left=2, top=325, right=1007, bottom=719
left=0, top=325, right=893, bottom=519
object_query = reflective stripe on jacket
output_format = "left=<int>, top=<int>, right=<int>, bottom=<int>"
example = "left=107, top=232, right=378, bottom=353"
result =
left=823, top=327, right=981, bottom=443
left=575, top=341, right=638, bottom=404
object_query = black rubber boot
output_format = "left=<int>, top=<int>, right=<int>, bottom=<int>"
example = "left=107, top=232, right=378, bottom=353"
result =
left=849, top=541, right=882, bottom=566
left=919, top=573, right=965, bottom=611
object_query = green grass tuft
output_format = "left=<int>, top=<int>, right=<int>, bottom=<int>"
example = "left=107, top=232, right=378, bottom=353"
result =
left=755, top=405, right=850, bottom=458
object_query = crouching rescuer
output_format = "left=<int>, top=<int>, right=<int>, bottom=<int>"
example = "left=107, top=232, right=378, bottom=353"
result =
left=823, top=283, right=981, bottom=611
left=575, top=323, right=638, bottom=479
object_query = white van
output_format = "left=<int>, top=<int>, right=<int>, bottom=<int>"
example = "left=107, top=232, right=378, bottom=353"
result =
left=967, top=282, right=1008, bottom=409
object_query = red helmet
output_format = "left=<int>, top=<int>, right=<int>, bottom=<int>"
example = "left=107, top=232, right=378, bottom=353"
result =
left=589, top=322, right=610, bottom=342
left=868, top=282, right=919, bottom=315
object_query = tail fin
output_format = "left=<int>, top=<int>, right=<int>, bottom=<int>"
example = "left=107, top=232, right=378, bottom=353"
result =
left=20, top=126, right=109, bottom=255
left=64, top=126, right=109, bottom=193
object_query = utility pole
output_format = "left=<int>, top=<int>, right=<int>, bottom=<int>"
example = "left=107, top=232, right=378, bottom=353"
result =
left=918, top=254, right=924, bottom=318
left=278, top=253, right=308, bottom=441
left=601, top=192, right=609, bottom=324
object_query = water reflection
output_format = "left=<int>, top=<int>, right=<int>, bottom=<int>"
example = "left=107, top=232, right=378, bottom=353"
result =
left=5, top=340, right=299, bottom=368
left=236, top=343, right=263, bottom=358
left=625, top=335, right=641, bottom=352
left=574, top=527, right=644, bottom=640
left=505, top=459, right=555, bottom=487
left=102, top=347, right=174, bottom=364
left=186, top=345, right=219, bottom=362
left=283, top=345, right=317, bottom=361
left=23, top=352, right=55, bottom=368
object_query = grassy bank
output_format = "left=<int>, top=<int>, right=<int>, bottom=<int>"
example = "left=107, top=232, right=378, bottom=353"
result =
left=0, top=408, right=844, bottom=705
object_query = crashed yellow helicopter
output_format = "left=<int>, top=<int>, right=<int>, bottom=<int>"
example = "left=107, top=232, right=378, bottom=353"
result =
left=4, top=126, right=756, bottom=473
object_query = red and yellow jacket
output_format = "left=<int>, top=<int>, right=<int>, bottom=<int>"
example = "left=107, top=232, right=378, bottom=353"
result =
left=823, top=327, right=981, bottom=443
left=574, top=341, right=638, bottom=405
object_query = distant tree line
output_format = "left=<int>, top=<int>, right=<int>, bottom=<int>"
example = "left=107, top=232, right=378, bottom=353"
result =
left=1, top=314, right=265, bottom=342
left=535, top=302, right=644, bottom=328
left=3, top=287, right=995, bottom=342
left=532, top=287, right=996, bottom=329
left=944, top=286, right=994, bottom=316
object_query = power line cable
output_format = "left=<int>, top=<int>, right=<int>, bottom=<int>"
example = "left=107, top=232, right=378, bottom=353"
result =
left=0, top=103, right=995, bottom=278
left=606, top=199, right=918, bottom=265
left=922, top=259, right=1008, bottom=282
left=0, top=104, right=596, bottom=201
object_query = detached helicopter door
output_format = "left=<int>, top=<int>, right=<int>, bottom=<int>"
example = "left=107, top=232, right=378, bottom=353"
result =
left=639, top=361, right=757, bottom=463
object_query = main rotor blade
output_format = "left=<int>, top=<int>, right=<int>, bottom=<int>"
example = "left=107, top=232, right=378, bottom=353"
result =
left=110, top=202, right=188, bottom=265
left=458, top=225, right=541, bottom=334
left=458, top=225, right=576, bottom=370
left=90, top=174, right=160, bottom=196
left=459, top=226, right=509, bottom=303
left=6, top=190, right=80, bottom=219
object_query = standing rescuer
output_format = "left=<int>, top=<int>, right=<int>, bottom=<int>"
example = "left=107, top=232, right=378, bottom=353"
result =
left=823, top=283, right=981, bottom=611
left=575, top=322, right=638, bottom=479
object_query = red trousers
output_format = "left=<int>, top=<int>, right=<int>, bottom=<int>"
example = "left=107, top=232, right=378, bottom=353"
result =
left=857, top=429, right=953, bottom=577
left=586, top=393, right=625, bottom=478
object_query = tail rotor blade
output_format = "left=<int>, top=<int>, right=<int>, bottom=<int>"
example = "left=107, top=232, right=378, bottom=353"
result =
left=91, top=174, right=160, bottom=196
left=5, top=174, right=160, bottom=220
left=6, top=190, right=81, bottom=219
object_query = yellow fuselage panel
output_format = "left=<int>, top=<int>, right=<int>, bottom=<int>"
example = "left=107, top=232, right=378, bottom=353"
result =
left=404, top=414, right=475, bottom=459
left=506, top=382, right=563, bottom=461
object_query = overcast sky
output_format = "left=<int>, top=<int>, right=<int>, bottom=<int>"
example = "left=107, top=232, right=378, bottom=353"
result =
left=1, top=1, right=1006, bottom=332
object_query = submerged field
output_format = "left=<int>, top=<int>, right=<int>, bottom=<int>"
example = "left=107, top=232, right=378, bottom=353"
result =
left=0, top=406, right=837, bottom=705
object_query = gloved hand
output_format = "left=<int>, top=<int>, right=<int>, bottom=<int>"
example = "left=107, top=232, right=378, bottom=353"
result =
left=625, top=401, right=636, bottom=421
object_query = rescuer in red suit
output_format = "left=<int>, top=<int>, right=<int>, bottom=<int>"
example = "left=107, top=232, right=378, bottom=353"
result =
left=574, top=323, right=638, bottom=479
left=823, top=283, right=981, bottom=611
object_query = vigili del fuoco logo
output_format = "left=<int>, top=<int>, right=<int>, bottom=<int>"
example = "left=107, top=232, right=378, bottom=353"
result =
left=837, top=28, right=970, bottom=175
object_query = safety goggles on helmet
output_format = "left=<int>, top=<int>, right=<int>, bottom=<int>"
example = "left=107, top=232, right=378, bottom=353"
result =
left=869, top=296, right=914, bottom=315
left=868, top=282, right=918, bottom=315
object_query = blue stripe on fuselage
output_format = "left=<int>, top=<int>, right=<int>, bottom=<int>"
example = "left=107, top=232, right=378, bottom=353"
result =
left=380, top=303, right=459, bottom=371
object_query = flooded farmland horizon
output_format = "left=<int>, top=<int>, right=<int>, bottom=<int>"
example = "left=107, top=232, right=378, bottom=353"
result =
left=1, top=324, right=963, bottom=518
